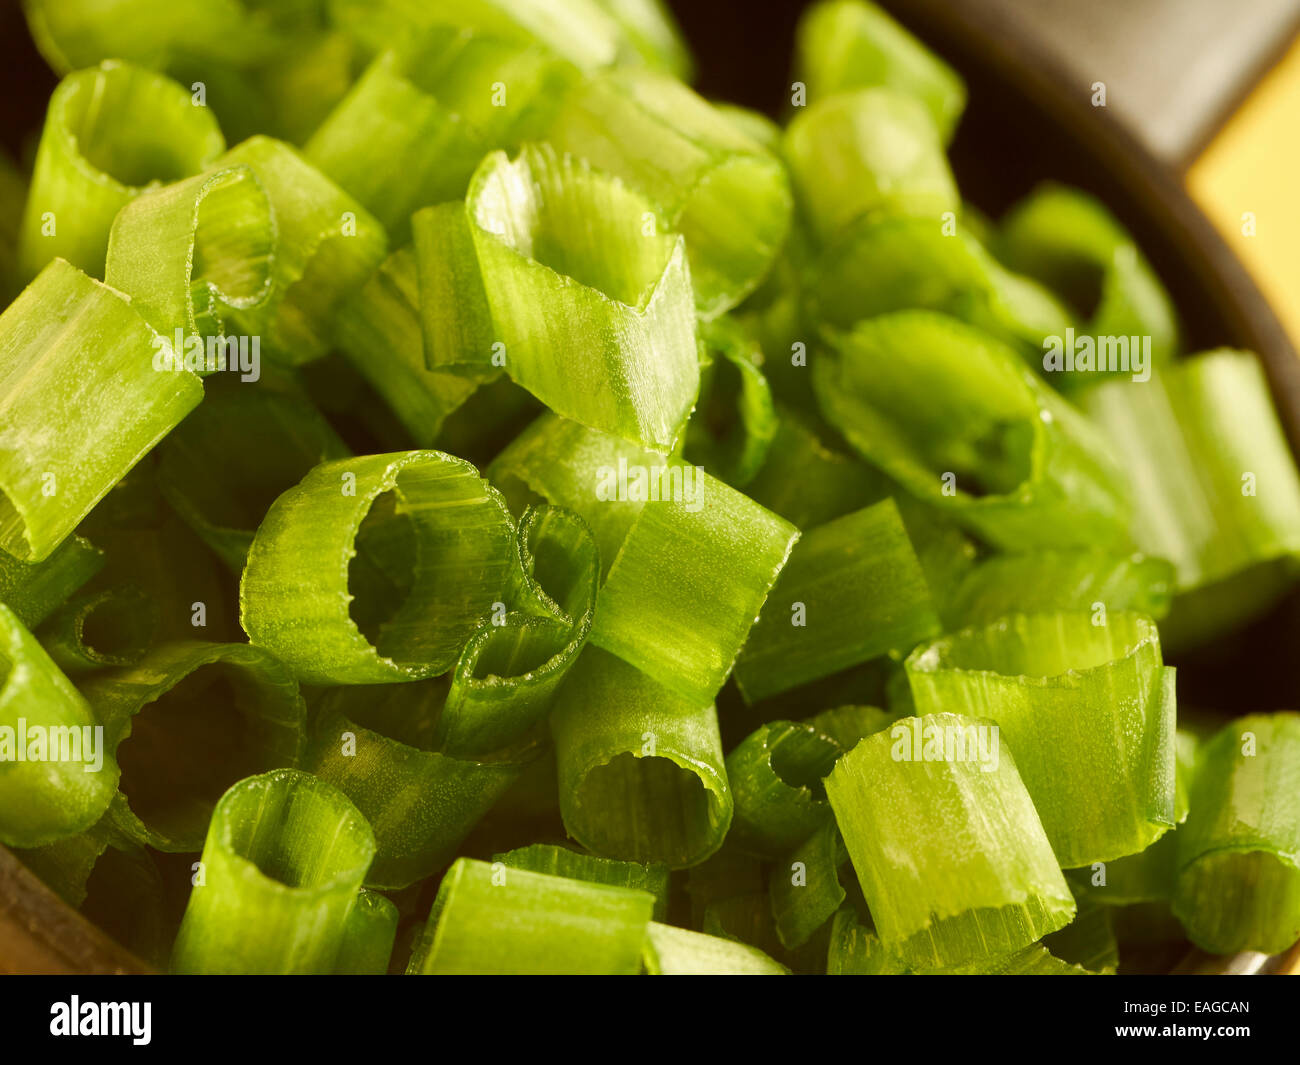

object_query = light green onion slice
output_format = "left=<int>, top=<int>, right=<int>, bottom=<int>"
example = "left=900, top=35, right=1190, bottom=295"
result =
left=544, top=67, right=792, bottom=317
left=103, top=165, right=274, bottom=347
left=17, top=60, right=225, bottom=280
left=590, top=469, right=798, bottom=705
left=783, top=88, right=958, bottom=244
left=240, top=450, right=518, bottom=684
left=305, top=684, right=533, bottom=890
left=436, top=505, right=598, bottom=758
left=307, top=27, right=578, bottom=241
left=216, top=136, right=388, bottom=366
left=406, top=857, right=655, bottom=974
left=550, top=647, right=732, bottom=868
left=335, top=248, right=480, bottom=447
left=0, top=602, right=119, bottom=848
left=826, top=711, right=1076, bottom=968
left=815, top=311, right=1132, bottom=551
left=643, top=922, right=789, bottom=974
left=995, top=182, right=1179, bottom=385
left=495, top=842, right=670, bottom=920
left=81, top=640, right=305, bottom=852
left=906, top=613, right=1176, bottom=867
left=792, top=0, right=966, bottom=141
left=0, top=535, right=103, bottom=628
left=595, top=0, right=693, bottom=78
left=0, top=258, right=203, bottom=563
left=171, top=769, right=376, bottom=975
left=413, top=144, right=699, bottom=452
left=1173, top=712, right=1300, bottom=955
left=37, top=585, right=156, bottom=674
left=948, top=550, right=1175, bottom=629
left=1082, top=350, right=1300, bottom=650
left=157, top=383, right=350, bottom=572
left=733, top=499, right=940, bottom=703
left=334, top=889, right=399, bottom=975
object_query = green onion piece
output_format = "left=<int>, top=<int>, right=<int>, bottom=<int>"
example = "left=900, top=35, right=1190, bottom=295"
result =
left=701, top=892, right=786, bottom=955
left=725, top=720, right=843, bottom=858
left=307, top=27, right=578, bottom=241
left=406, top=857, right=655, bottom=974
left=544, top=67, right=792, bottom=317
left=413, top=144, right=700, bottom=452
left=13, top=814, right=113, bottom=905
left=334, top=889, right=399, bottom=975
left=103, top=165, right=274, bottom=347
left=82, top=640, right=306, bottom=851
left=643, top=922, right=789, bottom=974
left=157, top=383, right=350, bottom=571
left=0, top=258, right=203, bottom=563
left=17, top=61, right=225, bottom=280
left=826, top=711, right=1076, bottom=968
left=683, top=317, right=777, bottom=487
left=1082, top=350, right=1300, bottom=650
left=335, top=248, right=480, bottom=447
left=171, top=769, right=376, bottom=975
left=1173, top=712, right=1300, bottom=954
left=240, top=450, right=518, bottom=684
left=685, top=844, right=765, bottom=926
left=995, top=182, right=1179, bottom=384
left=594, top=0, right=693, bottom=78
left=792, top=0, right=966, bottom=141
left=550, top=647, right=732, bottom=868
left=305, top=682, right=535, bottom=889
left=495, top=842, right=670, bottom=920
left=215, top=136, right=388, bottom=366
left=734, top=499, right=940, bottom=702
left=0, top=535, right=103, bottom=628
left=770, top=820, right=849, bottom=950
left=254, top=27, right=357, bottom=146
left=948, top=550, right=1175, bottom=629
left=590, top=471, right=798, bottom=705
left=37, top=585, right=157, bottom=674
left=1043, top=897, right=1120, bottom=974
left=808, top=215, right=1073, bottom=357
left=815, top=311, right=1132, bottom=551
left=0, top=603, right=119, bottom=848
left=783, top=88, right=958, bottom=244
left=906, top=613, right=1176, bottom=867
left=436, top=505, right=598, bottom=758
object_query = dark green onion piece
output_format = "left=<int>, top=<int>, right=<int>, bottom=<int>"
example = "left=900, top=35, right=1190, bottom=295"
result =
left=37, top=585, right=157, bottom=674
left=171, top=769, right=376, bottom=974
left=0, top=535, right=103, bottom=628
left=770, top=820, right=849, bottom=950
left=406, top=857, right=655, bottom=974
left=494, top=842, right=670, bottom=920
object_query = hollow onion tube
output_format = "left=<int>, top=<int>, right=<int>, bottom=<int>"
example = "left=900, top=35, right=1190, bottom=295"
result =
left=495, top=843, right=670, bottom=920
left=0, top=258, right=203, bottom=563
left=335, top=248, right=479, bottom=447
left=543, top=67, right=792, bottom=317
left=550, top=647, right=732, bottom=868
left=171, top=769, right=376, bottom=975
left=590, top=469, right=798, bottom=705
left=412, top=144, right=699, bottom=452
left=334, top=889, right=399, bottom=975
left=906, top=613, right=1177, bottom=868
left=307, top=27, right=578, bottom=241
left=0, top=536, right=103, bottom=628
left=825, top=711, right=1076, bottom=968
left=783, top=88, right=958, bottom=244
left=17, top=61, right=225, bottom=281
left=37, top=585, right=157, bottom=674
left=240, top=450, right=519, bottom=684
left=157, top=384, right=351, bottom=572
left=792, top=0, right=966, bottom=141
left=81, top=640, right=305, bottom=852
left=995, top=182, right=1179, bottom=384
left=435, top=505, right=598, bottom=758
left=733, top=499, right=941, bottom=703
left=103, top=165, right=274, bottom=348
left=1082, top=350, right=1300, bottom=650
left=643, top=922, right=789, bottom=975
left=215, top=136, right=388, bottom=366
left=1173, top=712, right=1300, bottom=955
left=0, top=603, right=119, bottom=848
left=815, top=311, right=1132, bottom=551
left=407, top=857, right=655, bottom=974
